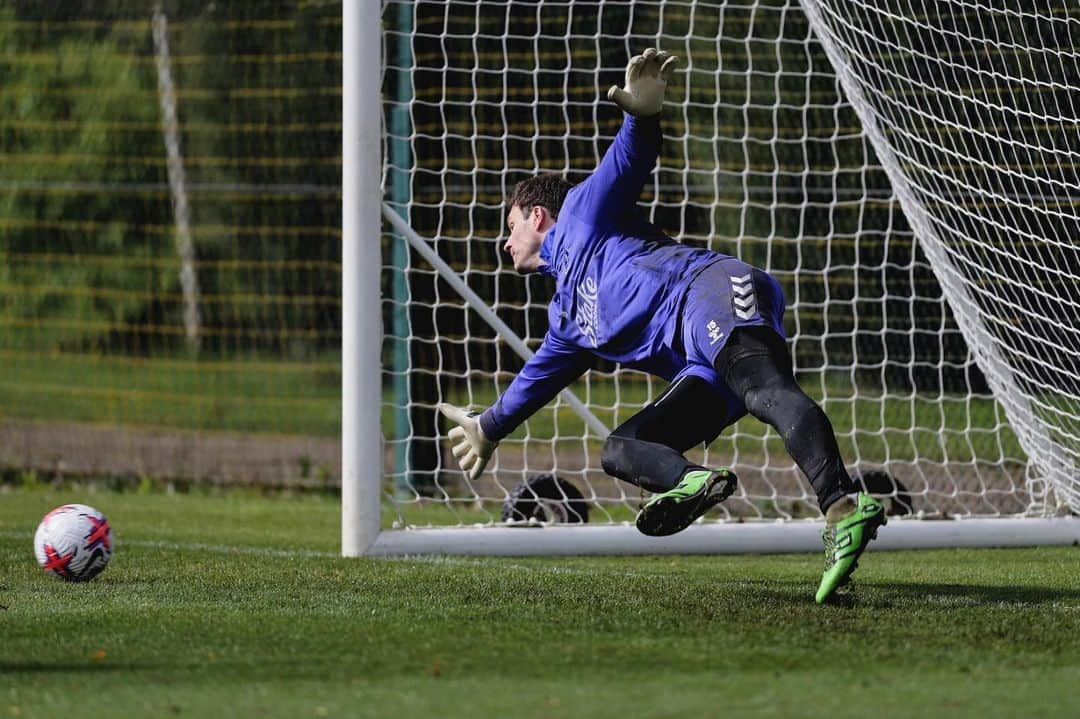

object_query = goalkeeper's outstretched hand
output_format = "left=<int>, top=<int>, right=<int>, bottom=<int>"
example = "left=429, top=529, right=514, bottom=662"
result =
left=438, top=403, right=499, bottom=481
left=607, top=47, right=680, bottom=117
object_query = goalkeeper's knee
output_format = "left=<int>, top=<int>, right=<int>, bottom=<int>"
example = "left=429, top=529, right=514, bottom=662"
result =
left=599, top=434, right=627, bottom=479
left=601, top=433, right=697, bottom=494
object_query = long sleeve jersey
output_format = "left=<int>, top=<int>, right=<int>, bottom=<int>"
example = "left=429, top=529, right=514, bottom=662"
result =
left=479, top=114, right=732, bottom=442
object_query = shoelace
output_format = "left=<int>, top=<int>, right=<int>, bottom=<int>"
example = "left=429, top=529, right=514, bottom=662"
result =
left=821, top=526, right=838, bottom=570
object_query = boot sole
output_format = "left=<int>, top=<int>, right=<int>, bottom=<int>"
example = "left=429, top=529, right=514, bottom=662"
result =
left=635, top=472, right=738, bottom=537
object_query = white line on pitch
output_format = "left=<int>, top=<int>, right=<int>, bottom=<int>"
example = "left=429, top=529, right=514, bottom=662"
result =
left=0, top=530, right=337, bottom=559
left=0, top=531, right=621, bottom=570
left=0, top=529, right=668, bottom=577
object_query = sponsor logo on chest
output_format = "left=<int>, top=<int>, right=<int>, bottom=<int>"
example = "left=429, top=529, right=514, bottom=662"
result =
left=576, top=276, right=600, bottom=347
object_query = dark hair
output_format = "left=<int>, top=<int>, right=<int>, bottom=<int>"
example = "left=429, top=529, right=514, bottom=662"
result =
left=508, top=174, right=575, bottom=220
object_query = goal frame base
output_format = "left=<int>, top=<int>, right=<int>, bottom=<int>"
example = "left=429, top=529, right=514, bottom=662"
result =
left=362, top=517, right=1080, bottom=557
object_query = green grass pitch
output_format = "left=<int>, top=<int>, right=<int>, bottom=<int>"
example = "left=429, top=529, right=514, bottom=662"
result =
left=2, top=488, right=1078, bottom=718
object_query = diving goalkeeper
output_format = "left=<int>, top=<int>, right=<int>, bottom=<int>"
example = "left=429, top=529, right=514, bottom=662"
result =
left=438, top=48, right=886, bottom=603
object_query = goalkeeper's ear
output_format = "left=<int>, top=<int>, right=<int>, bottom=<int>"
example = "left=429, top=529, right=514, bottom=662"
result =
left=530, top=204, right=554, bottom=231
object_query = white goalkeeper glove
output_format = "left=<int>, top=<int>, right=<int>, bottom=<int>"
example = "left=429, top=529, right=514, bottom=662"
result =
left=606, top=47, right=680, bottom=117
left=438, top=403, right=499, bottom=481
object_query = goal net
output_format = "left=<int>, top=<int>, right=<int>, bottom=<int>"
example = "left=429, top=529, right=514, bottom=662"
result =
left=799, top=0, right=1080, bottom=514
left=375, top=0, right=1079, bottom=543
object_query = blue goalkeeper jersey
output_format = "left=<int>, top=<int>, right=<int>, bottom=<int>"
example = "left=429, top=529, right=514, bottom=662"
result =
left=479, top=114, right=765, bottom=442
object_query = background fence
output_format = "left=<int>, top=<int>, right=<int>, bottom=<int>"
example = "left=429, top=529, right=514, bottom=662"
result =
left=0, top=1, right=342, bottom=486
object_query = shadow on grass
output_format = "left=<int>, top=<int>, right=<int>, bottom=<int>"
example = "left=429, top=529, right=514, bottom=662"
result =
left=0, top=661, right=156, bottom=674
left=763, top=580, right=1080, bottom=608
left=747, top=574, right=1080, bottom=608
left=884, top=581, right=1080, bottom=604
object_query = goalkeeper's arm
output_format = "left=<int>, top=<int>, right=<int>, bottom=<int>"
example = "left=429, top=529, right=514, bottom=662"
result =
left=439, top=334, right=590, bottom=480
left=568, top=48, right=680, bottom=229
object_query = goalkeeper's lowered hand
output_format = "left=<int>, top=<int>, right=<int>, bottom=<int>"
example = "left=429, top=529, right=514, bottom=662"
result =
left=607, top=47, right=680, bottom=117
left=438, top=403, right=499, bottom=481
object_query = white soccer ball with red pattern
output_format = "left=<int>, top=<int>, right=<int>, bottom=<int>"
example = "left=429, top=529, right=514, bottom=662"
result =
left=33, top=504, right=113, bottom=582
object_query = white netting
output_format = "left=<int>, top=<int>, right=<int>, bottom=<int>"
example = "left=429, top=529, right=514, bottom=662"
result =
left=800, top=0, right=1080, bottom=514
left=381, top=0, right=1059, bottom=526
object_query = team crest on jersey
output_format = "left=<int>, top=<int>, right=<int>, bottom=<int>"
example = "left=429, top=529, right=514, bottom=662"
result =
left=731, top=273, right=758, bottom=320
left=576, top=276, right=599, bottom=347
left=556, top=250, right=571, bottom=276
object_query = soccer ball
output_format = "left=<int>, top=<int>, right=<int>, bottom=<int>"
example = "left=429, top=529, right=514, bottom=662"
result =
left=33, top=504, right=113, bottom=582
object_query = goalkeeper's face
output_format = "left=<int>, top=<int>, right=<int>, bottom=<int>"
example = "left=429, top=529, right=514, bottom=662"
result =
left=503, top=204, right=552, bottom=275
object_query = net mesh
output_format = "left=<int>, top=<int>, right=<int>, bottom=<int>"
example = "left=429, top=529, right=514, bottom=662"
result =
left=800, top=0, right=1080, bottom=515
left=381, top=0, right=1051, bottom=527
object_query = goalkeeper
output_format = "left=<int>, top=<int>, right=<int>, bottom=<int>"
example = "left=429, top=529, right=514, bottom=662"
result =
left=438, top=48, right=886, bottom=603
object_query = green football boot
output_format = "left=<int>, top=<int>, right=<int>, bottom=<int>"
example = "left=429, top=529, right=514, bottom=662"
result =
left=635, top=469, right=738, bottom=537
left=815, top=492, right=887, bottom=604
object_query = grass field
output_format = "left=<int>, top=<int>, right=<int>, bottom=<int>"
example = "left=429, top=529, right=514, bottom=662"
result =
left=2, top=486, right=1078, bottom=718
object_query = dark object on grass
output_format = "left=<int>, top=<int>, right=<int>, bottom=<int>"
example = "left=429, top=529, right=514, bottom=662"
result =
left=855, top=469, right=914, bottom=516
left=501, top=474, right=590, bottom=524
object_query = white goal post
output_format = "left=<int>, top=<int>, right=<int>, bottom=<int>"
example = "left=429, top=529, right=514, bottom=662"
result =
left=342, top=0, right=383, bottom=556
left=342, top=0, right=1080, bottom=556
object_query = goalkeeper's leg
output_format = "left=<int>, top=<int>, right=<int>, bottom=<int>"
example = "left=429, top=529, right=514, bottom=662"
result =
left=600, top=376, right=738, bottom=537
left=714, top=326, right=886, bottom=602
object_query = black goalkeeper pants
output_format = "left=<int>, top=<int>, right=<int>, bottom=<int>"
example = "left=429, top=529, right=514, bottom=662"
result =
left=600, top=326, right=854, bottom=512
